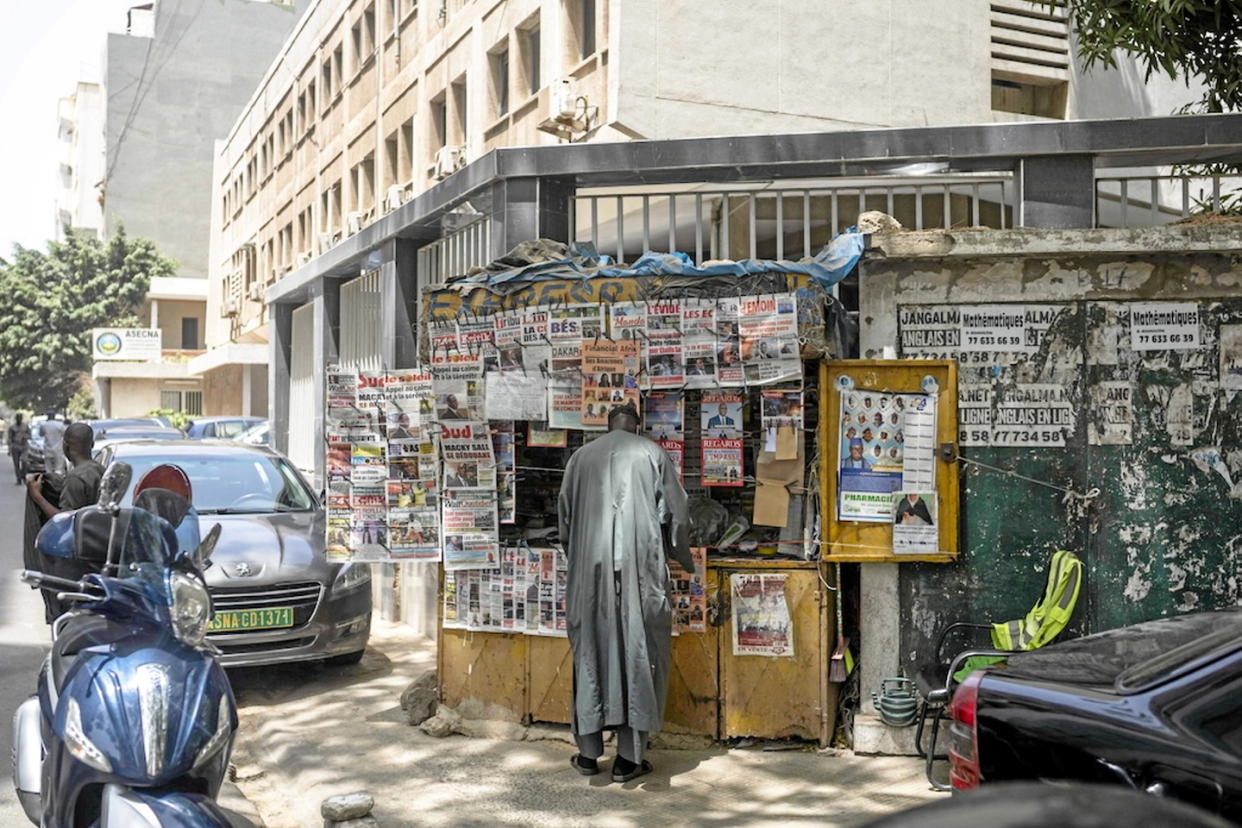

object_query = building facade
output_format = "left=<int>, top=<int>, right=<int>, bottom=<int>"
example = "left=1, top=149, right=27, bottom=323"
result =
left=55, top=81, right=106, bottom=240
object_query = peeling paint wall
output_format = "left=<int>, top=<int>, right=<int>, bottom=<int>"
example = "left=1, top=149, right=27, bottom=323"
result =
left=860, top=228, right=1242, bottom=671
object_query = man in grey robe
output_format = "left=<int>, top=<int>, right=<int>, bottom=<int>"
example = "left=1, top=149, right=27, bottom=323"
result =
left=558, top=402, right=692, bottom=782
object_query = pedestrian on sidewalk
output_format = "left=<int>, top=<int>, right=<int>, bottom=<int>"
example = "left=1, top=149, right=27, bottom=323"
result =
left=557, top=401, right=692, bottom=783
left=8, top=413, right=31, bottom=484
left=26, top=422, right=104, bottom=520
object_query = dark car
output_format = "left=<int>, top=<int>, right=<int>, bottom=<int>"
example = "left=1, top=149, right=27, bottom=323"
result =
left=184, top=416, right=264, bottom=439
left=93, top=440, right=371, bottom=668
left=944, top=610, right=1242, bottom=820
left=93, top=425, right=187, bottom=444
left=83, top=417, right=165, bottom=436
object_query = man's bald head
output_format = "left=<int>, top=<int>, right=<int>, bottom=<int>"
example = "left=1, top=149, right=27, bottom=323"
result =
left=607, top=402, right=640, bottom=434
left=64, top=422, right=94, bottom=462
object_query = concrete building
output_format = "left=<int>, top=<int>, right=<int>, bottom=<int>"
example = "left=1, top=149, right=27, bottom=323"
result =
left=55, top=81, right=106, bottom=240
left=80, top=0, right=308, bottom=418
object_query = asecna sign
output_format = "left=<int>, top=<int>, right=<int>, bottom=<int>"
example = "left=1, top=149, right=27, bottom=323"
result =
left=91, top=328, right=162, bottom=361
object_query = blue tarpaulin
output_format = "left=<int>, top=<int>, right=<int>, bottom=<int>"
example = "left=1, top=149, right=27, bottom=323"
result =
left=447, top=230, right=865, bottom=290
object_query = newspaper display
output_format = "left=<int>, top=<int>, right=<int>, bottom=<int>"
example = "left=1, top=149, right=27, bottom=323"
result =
left=433, top=379, right=483, bottom=422
left=442, top=490, right=500, bottom=570
left=701, top=391, right=744, bottom=486
left=443, top=546, right=568, bottom=637
left=670, top=547, right=707, bottom=634
left=731, top=572, right=794, bottom=657
left=609, top=301, right=646, bottom=342
left=643, top=391, right=685, bottom=480
left=547, top=341, right=585, bottom=429
left=492, top=421, right=516, bottom=524
left=682, top=298, right=718, bottom=389
left=738, top=293, right=800, bottom=385
left=485, top=370, right=547, bottom=421
left=715, top=297, right=744, bottom=386
left=429, top=319, right=483, bottom=380
left=550, top=303, right=604, bottom=341
left=892, top=491, right=938, bottom=555
left=580, top=340, right=640, bottom=427
left=645, top=299, right=685, bottom=388
left=898, top=304, right=1076, bottom=447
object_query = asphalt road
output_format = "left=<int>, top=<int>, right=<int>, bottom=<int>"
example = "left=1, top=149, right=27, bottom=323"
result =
left=0, top=470, right=259, bottom=826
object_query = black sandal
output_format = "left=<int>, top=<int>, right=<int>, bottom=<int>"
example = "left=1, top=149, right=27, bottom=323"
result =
left=570, top=754, right=600, bottom=776
left=611, top=759, right=653, bottom=783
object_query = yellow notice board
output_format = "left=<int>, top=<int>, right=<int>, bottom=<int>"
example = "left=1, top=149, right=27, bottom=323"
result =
left=819, top=360, right=959, bottom=563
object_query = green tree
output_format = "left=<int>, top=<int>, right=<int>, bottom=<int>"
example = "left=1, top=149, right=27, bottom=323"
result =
left=0, top=227, right=175, bottom=410
left=1060, top=0, right=1242, bottom=112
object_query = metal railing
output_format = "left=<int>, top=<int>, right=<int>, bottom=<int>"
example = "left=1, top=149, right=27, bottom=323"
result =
left=339, top=268, right=384, bottom=374
left=569, top=176, right=1013, bottom=265
left=416, top=216, right=491, bottom=287
left=1095, top=173, right=1242, bottom=228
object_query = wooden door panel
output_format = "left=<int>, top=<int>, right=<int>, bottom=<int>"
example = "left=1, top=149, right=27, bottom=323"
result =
left=439, top=628, right=527, bottom=722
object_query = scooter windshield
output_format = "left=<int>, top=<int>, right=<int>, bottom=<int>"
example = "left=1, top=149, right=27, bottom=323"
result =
left=115, top=507, right=181, bottom=597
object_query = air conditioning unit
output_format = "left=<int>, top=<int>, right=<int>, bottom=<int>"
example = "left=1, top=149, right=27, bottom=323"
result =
left=346, top=211, right=363, bottom=235
left=247, top=283, right=262, bottom=300
left=221, top=299, right=240, bottom=317
left=296, top=252, right=312, bottom=266
left=433, top=146, right=464, bottom=180
left=385, top=185, right=403, bottom=212
left=319, top=232, right=336, bottom=254
left=550, top=78, right=579, bottom=122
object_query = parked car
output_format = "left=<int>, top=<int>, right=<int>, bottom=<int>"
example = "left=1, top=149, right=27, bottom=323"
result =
left=944, top=609, right=1242, bottom=821
left=82, top=417, right=165, bottom=436
left=92, top=439, right=371, bottom=667
left=235, top=419, right=271, bottom=446
left=92, top=423, right=186, bottom=441
left=184, top=416, right=264, bottom=439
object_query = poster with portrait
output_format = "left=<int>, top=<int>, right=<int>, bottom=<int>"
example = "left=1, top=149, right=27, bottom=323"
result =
left=837, top=390, right=937, bottom=521
left=760, top=388, right=803, bottom=454
left=433, top=379, right=483, bottom=422
left=700, top=392, right=744, bottom=437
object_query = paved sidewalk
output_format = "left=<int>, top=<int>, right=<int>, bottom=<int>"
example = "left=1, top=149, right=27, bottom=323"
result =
left=228, top=622, right=938, bottom=827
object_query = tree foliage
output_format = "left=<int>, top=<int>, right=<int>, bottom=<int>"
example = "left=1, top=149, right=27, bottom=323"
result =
left=0, top=228, right=175, bottom=410
left=1061, top=0, right=1242, bottom=112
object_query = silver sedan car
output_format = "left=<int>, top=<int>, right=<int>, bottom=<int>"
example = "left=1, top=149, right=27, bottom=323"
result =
left=93, top=440, right=372, bottom=667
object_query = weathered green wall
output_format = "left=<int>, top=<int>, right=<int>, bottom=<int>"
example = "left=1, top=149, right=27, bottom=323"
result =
left=860, top=226, right=1242, bottom=671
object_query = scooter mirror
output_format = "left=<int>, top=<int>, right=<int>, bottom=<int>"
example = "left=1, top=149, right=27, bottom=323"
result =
left=97, top=462, right=133, bottom=511
left=196, top=523, right=222, bottom=568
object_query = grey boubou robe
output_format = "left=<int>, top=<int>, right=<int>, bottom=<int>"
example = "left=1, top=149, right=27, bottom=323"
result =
left=557, top=429, right=693, bottom=737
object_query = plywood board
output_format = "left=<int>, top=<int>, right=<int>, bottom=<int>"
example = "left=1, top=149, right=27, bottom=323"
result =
left=720, top=567, right=833, bottom=744
left=527, top=635, right=573, bottom=724
left=438, top=628, right=527, bottom=723
left=820, top=359, right=960, bottom=563
left=665, top=628, right=720, bottom=738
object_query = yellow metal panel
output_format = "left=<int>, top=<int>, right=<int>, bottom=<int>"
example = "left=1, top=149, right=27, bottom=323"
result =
left=439, top=629, right=528, bottom=723
left=527, top=635, right=573, bottom=725
left=820, top=359, right=960, bottom=563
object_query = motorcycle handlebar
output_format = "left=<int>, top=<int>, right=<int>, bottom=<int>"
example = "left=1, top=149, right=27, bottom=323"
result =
left=20, top=570, right=91, bottom=593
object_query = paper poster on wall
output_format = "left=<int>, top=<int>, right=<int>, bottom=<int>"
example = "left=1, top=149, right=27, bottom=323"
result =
left=892, top=491, right=938, bottom=555
left=958, top=305, right=1032, bottom=352
left=731, top=573, right=794, bottom=657
left=837, top=389, right=903, bottom=521
left=1222, top=325, right=1242, bottom=394
left=898, top=394, right=937, bottom=490
left=1129, top=302, right=1200, bottom=351
left=669, top=547, right=707, bottom=634
left=738, top=292, right=800, bottom=385
left=1087, top=380, right=1134, bottom=446
left=580, top=340, right=640, bottom=427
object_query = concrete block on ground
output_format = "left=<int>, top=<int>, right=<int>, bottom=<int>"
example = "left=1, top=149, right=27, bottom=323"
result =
left=399, top=670, right=437, bottom=726
left=321, top=792, right=374, bottom=821
left=853, top=712, right=920, bottom=756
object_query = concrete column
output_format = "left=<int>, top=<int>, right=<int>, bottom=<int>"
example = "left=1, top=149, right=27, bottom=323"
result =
left=150, top=298, right=160, bottom=330
left=309, top=280, right=341, bottom=491
left=487, top=175, right=574, bottom=259
left=269, top=302, right=293, bottom=455
left=1017, top=155, right=1095, bottom=229
left=242, top=364, right=252, bottom=415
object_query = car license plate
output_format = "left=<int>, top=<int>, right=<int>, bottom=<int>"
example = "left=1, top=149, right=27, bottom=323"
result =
left=208, top=607, right=294, bottom=633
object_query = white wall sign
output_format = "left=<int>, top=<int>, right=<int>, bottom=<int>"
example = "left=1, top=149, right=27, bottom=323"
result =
left=91, top=328, right=162, bottom=362
left=1129, top=302, right=1200, bottom=351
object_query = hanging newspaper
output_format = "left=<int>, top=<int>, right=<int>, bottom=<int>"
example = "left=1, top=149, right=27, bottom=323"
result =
left=609, top=301, right=646, bottom=342
left=550, top=303, right=604, bottom=341
left=670, top=547, right=708, bottom=634
left=682, top=298, right=718, bottom=389
left=429, top=319, right=483, bottom=380
left=739, top=292, right=800, bottom=385
left=433, top=379, right=483, bottom=422
left=760, top=388, right=803, bottom=455
left=580, top=340, right=640, bottom=427
left=519, top=307, right=550, bottom=345
left=327, top=370, right=371, bottom=430
left=700, top=391, right=744, bottom=486
left=492, top=421, right=516, bottom=524
left=644, top=391, right=684, bottom=479
left=715, top=297, right=744, bottom=385
left=485, top=369, right=548, bottom=421
left=441, top=490, right=500, bottom=569
left=645, top=299, right=684, bottom=388
left=547, top=342, right=586, bottom=429
left=385, top=370, right=440, bottom=560
left=731, top=572, right=794, bottom=657
left=440, top=420, right=496, bottom=490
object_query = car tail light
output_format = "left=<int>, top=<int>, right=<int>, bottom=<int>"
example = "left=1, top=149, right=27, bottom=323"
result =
left=947, top=671, right=983, bottom=790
